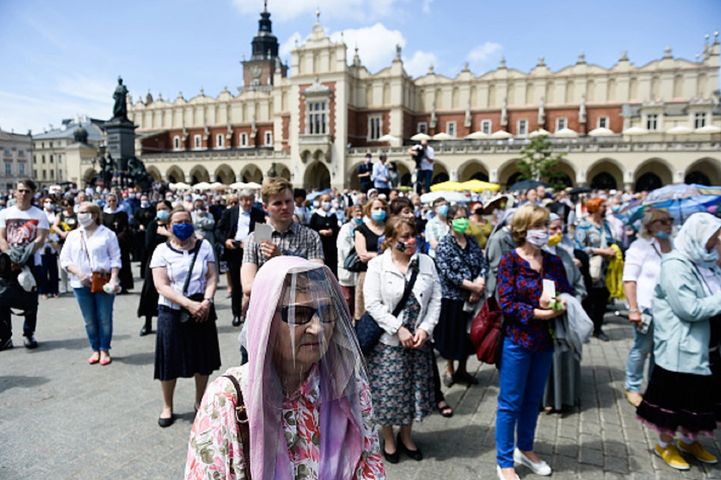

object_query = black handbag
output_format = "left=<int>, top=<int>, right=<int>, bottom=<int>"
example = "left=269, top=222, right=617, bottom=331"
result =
left=343, top=248, right=366, bottom=273
left=355, top=265, right=419, bottom=355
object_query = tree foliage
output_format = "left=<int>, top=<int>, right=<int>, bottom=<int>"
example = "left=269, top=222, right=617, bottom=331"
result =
left=516, top=135, right=569, bottom=189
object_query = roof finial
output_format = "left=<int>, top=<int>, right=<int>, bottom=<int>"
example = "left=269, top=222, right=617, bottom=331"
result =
left=395, top=44, right=402, bottom=60
left=663, top=46, right=672, bottom=58
left=577, top=50, right=586, bottom=64
left=315, top=6, right=321, bottom=24
left=499, top=56, right=506, bottom=68
left=619, top=50, right=629, bottom=62
left=263, top=0, right=268, bottom=13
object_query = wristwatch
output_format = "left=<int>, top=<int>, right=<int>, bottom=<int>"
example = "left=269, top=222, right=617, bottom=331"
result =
left=204, top=298, right=214, bottom=304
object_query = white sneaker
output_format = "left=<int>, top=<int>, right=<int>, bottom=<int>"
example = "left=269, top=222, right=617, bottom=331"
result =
left=496, top=465, right=520, bottom=480
left=514, top=448, right=552, bottom=476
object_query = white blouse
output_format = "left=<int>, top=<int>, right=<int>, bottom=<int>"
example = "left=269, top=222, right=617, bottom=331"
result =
left=150, top=239, right=215, bottom=309
left=59, top=225, right=122, bottom=289
left=622, top=236, right=664, bottom=311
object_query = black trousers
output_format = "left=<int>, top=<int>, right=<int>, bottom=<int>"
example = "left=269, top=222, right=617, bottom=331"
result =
left=0, top=276, right=39, bottom=340
left=583, top=286, right=609, bottom=334
left=227, top=248, right=243, bottom=318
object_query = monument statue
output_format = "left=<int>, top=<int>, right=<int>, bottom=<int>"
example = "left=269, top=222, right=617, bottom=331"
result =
left=112, top=76, right=129, bottom=120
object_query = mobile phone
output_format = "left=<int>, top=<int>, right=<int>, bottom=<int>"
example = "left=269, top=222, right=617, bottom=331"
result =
left=638, top=313, right=652, bottom=334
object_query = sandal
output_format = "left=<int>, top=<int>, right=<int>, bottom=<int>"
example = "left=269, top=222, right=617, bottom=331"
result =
left=437, top=400, right=454, bottom=418
left=88, top=352, right=100, bottom=365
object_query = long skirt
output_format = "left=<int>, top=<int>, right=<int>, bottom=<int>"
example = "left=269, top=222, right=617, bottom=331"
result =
left=636, top=365, right=717, bottom=440
left=367, top=342, right=435, bottom=426
left=434, top=298, right=473, bottom=361
left=154, top=306, right=221, bottom=381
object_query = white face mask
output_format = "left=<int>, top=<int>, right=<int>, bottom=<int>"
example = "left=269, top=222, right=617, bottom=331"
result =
left=77, top=212, right=94, bottom=227
left=526, top=228, right=549, bottom=248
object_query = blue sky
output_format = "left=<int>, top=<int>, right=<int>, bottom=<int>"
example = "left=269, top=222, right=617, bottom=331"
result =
left=1, top=0, right=719, bottom=134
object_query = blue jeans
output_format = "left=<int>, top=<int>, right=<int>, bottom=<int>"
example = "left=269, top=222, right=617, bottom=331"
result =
left=624, top=320, right=655, bottom=392
left=73, top=287, right=115, bottom=351
left=496, top=338, right=553, bottom=468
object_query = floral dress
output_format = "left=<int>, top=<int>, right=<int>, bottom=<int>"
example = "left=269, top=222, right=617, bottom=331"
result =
left=185, top=366, right=385, bottom=480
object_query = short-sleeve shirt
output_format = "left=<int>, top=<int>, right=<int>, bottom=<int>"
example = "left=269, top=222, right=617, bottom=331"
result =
left=0, top=205, right=50, bottom=247
left=150, top=239, right=215, bottom=309
left=242, top=222, right=323, bottom=269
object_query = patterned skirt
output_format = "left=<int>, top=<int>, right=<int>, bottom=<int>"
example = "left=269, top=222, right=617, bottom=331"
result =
left=366, top=296, right=435, bottom=426
left=636, top=365, right=718, bottom=440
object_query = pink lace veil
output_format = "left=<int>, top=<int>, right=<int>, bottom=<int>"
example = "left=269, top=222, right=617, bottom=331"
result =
left=245, top=256, right=369, bottom=479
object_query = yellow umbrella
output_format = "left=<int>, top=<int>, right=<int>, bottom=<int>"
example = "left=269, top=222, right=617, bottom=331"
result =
left=430, top=181, right=464, bottom=192
left=460, top=179, right=501, bottom=192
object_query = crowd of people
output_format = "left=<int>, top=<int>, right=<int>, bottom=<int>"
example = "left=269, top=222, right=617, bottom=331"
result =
left=0, top=166, right=719, bottom=478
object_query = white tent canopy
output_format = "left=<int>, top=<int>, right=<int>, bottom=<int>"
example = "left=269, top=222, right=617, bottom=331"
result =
left=666, top=125, right=693, bottom=135
left=588, top=127, right=615, bottom=137
left=529, top=128, right=551, bottom=138
left=623, top=126, right=648, bottom=136
left=465, top=131, right=490, bottom=140
left=432, top=132, right=455, bottom=141
left=553, top=127, right=579, bottom=138
left=695, top=124, right=721, bottom=134
left=490, top=130, right=512, bottom=139
left=410, top=133, right=431, bottom=141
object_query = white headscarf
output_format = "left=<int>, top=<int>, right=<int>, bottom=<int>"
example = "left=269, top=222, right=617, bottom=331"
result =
left=673, top=213, right=721, bottom=268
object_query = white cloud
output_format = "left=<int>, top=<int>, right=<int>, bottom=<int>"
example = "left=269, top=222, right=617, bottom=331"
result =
left=232, top=0, right=402, bottom=22
left=403, top=50, right=438, bottom=78
left=329, top=23, right=405, bottom=73
left=466, top=42, right=503, bottom=70
left=279, top=32, right=303, bottom=60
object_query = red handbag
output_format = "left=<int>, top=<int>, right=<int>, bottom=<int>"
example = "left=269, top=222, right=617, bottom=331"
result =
left=469, top=296, right=504, bottom=365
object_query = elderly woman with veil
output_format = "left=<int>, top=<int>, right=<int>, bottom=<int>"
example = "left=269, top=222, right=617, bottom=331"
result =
left=185, top=256, right=385, bottom=479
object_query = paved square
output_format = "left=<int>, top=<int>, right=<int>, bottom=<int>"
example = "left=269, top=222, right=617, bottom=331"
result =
left=1, top=270, right=720, bottom=479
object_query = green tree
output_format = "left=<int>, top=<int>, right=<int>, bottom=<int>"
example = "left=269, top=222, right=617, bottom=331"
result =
left=516, top=135, right=568, bottom=188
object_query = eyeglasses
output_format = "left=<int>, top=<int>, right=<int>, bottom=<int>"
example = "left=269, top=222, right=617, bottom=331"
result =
left=279, top=304, right=335, bottom=325
left=654, top=218, right=673, bottom=226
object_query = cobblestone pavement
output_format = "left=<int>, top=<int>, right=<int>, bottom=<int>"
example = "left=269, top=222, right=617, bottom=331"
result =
left=1, top=269, right=720, bottom=480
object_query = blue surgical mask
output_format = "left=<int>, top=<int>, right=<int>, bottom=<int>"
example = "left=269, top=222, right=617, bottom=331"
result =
left=371, top=210, right=387, bottom=223
left=172, top=223, right=194, bottom=241
left=157, top=210, right=170, bottom=221
left=353, top=217, right=363, bottom=226
left=321, top=201, right=331, bottom=211
left=438, top=205, right=449, bottom=217
left=698, top=248, right=720, bottom=268
left=654, top=231, right=670, bottom=240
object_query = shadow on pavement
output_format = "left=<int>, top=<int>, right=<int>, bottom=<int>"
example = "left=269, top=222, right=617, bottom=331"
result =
left=414, top=424, right=495, bottom=460
left=40, top=334, right=131, bottom=351
left=115, top=351, right=155, bottom=365
left=0, top=375, right=50, bottom=393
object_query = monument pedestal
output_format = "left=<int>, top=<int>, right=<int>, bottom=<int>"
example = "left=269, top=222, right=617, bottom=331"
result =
left=104, top=117, right=136, bottom=170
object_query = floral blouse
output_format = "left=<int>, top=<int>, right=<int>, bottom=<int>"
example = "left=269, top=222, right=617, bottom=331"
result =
left=435, top=233, right=488, bottom=300
left=185, top=366, right=385, bottom=480
left=496, top=250, right=572, bottom=352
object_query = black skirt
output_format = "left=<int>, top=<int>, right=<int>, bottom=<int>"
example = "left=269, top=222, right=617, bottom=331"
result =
left=137, top=263, right=159, bottom=318
left=711, top=350, right=721, bottom=423
left=434, top=298, right=473, bottom=361
left=636, top=365, right=718, bottom=438
left=154, top=306, right=221, bottom=381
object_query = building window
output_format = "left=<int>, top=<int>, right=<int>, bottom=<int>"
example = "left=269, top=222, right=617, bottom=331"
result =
left=417, top=122, right=428, bottom=134
left=264, top=131, right=273, bottom=146
left=694, top=112, right=707, bottom=129
left=42, top=170, right=47, bottom=180
left=49, top=154, right=54, bottom=164
left=555, top=117, right=567, bottom=131
left=216, top=134, right=224, bottom=148
left=19, top=163, right=25, bottom=175
left=5, top=163, right=11, bottom=176
left=193, top=135, right=202, bottom=149
left=173, top=136, right=180, bottom=150
left=517, top=119, right=528, bottom=136
left=446, top=121, right=457, bottom=137
left=307, top=101, right=327, bottom=135
left=480, top=119, right=492, bottom=134
left=240, top=133, right=248, bottom=147
left=646, top=114, right=658, bottom=131
left=42, top=155, right=46, bottom=164
left=50, top=170, right=54, bottom=179
left=368, top=115, right=382, bottom=141
left=597, top=116, right=609, bottom=129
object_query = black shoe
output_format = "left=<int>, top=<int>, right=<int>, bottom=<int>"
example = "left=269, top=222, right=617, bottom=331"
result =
left=0, top=338, right=13, bottom=351
left=23, top=335, right=38, bottom=349
left=232, top=316, right=241, bottom=327
left=594, top=331, right=610, bottom=342
left=397, top=433, right=423, bottom=461
left=139, top=325, right=153, bottom=336
left=383, top=445, right=400, bottom=464
left=452, top=371, right=479, bottom=386
left=158, top=414, right=176, bottom=428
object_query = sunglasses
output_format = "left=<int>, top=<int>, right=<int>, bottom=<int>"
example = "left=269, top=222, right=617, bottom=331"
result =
left=279, top=303, right=335, bottom=325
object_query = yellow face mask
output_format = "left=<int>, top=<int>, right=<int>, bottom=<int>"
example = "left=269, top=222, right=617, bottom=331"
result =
left=548, top=233, right=563, bottom=247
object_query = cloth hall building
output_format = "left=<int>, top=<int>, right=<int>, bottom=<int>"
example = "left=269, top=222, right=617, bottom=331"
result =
left=122, top=7, right=721, bottom=192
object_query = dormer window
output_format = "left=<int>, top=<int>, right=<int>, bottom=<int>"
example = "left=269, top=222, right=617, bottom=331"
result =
left=694, top=112, right=707, bottom=129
